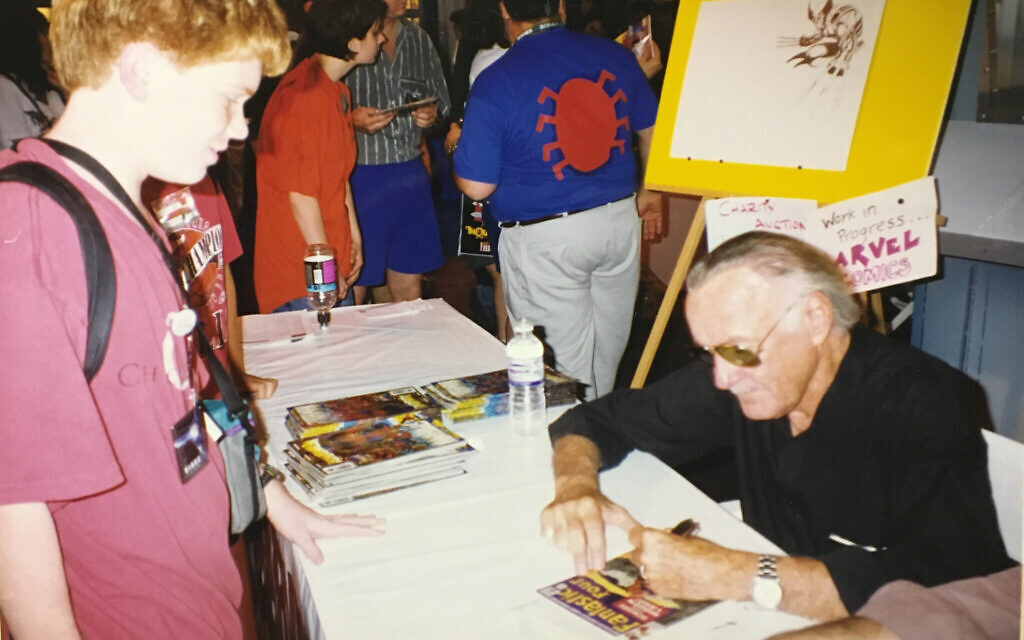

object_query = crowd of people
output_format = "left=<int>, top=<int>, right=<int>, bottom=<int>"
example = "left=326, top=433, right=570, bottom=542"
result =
left=0, top=0, right=1017, bottom=638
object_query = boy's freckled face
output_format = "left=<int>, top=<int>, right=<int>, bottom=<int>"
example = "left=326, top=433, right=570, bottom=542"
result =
left=146, top=56, right=262, bottom=184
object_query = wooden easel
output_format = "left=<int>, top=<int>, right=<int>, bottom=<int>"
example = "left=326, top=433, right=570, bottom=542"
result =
left=628, top=0, right=972, bottom=390
left=630, top=199, right=706, bottom=389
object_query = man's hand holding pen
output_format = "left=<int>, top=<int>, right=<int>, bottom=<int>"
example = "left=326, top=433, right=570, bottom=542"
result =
left=633, top=518, right=697, bottom=581
left=629, top=517, right=756, bottom=602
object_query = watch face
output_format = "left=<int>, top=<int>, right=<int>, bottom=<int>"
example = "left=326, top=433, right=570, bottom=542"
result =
left=752, top=577, right=783, bottom=609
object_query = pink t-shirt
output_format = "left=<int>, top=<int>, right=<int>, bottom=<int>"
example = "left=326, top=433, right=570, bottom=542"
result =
left=0, top=140, right=242, bottom=638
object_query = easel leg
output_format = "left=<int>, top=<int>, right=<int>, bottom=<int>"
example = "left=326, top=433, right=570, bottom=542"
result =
left=630, top=201, right=707, bottom=389
left=868, top=291, right=888, bottom=335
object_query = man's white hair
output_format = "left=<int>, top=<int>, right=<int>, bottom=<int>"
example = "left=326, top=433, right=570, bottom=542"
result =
left=686, top=231, right=862, bottom=331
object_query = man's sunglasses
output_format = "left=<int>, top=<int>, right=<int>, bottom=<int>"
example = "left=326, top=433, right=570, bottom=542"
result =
left=693, top=299, right=802, bottom=368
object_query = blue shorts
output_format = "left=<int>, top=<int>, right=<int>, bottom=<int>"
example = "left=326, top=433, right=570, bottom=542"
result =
left=350, top=159, right=444, bottom=287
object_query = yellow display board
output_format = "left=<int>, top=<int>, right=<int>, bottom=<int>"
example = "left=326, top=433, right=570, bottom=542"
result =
left=646, top=0, right=973, bottom=204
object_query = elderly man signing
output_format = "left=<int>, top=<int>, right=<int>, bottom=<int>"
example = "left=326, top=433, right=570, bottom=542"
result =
left=541, top=231, right=1011, bottom=621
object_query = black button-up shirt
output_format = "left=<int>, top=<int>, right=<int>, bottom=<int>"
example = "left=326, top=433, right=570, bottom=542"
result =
left=550, top=327, right=1013, bottom=611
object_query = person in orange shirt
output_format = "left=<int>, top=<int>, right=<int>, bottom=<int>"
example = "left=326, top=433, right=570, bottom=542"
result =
left=254, top=0, right=388, bottom=313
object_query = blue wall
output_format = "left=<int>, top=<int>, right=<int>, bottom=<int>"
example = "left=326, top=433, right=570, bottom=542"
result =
left=913, top=258, right=1024, bottom=440
left=913, top=0, right=1024, bottom=441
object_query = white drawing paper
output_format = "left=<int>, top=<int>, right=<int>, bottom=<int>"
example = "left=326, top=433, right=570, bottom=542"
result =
left=671, top=0, right=886, bottom=171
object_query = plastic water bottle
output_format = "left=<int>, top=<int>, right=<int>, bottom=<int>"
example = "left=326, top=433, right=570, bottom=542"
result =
left=506, top=321, right=546, bottom=435
left=303, top=244, right=338, bottom=330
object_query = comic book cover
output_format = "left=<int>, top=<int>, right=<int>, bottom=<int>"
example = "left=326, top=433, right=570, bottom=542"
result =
left=443, top=394, right=509, bottom=423
left=287, top=457, right=471, bottom=507
left=286, top=367, right=576, bottom=437
left=318, top=467, right=468, bottom=507
left=421, top=366, right=578, bottom=415
left=458, top=195, right=492, bottom=258
left=282, top=448, right=468, bottom=503
left=422, top=370, right=509, bottom=406
left=283, top=415, right=475, bottom=505
left=285, top=416, right=470, bottom=479
left=538, top=555, right=716, bottom=638
left=286, top=387, right=442, bottom=439
left=284, top=437, right=473, bottom=488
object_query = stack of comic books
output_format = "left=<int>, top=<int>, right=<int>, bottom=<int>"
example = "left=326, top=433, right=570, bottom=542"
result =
left=420, top=366, right=578, bottom=423
left=285, top=387, right=442, bottom=439
left=538, top=555, right=716, bottom=638
left=283, top=416, right=474, bottom=507
left=285, top=367, right=578, bottom=434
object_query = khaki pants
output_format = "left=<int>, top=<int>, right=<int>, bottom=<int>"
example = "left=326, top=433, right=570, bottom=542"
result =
left=499, top=197, right=640, bottom=400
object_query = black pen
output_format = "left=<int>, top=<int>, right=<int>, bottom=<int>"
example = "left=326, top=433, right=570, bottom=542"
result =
left=671, top=518, right=699, bottom=536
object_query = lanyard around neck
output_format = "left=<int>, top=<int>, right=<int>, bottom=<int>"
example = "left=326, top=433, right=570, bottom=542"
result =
left=516, top=20, right=560, bottom=44
left=41, top=138, right=180, bottom=279
left=40, top=137, right=248, bottom=414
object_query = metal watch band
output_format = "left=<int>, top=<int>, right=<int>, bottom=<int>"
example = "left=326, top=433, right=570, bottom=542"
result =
left=752, top=554, right=783, bottom=609
left=757, top=554, right=779, bottom=579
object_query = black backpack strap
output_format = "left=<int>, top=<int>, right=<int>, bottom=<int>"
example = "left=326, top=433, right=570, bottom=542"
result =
left=0, top=161, right=116, bottom=382
left=39, top=139, right=254, bottom=434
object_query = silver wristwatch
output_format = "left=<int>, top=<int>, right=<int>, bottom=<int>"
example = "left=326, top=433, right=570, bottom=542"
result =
left=751, top=554, right=782, bottom=609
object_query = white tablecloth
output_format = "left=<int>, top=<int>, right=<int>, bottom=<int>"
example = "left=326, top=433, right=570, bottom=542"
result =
left=244, top=300, right=811, bottom=639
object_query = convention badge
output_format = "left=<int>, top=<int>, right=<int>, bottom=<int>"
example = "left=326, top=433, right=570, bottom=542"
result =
left=162, top=307, right=199, bottom=393
left=169, top=307, right=197, bottom=337
left=171, top=405, right=209, bottom=483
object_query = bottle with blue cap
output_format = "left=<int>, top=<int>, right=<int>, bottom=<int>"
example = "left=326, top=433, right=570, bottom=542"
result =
left=506, top=320, right=546, bottom=435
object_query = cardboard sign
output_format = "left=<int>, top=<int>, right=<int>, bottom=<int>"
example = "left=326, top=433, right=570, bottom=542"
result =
left=706, top=196, right=817, bottom=251
left=706, top=177, right=938, bottom=293
left=815, top=177, right=938, bottom=292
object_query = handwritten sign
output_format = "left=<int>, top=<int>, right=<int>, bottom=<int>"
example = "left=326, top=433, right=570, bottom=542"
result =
left=706, top=177, right=938, bottom=293
left=814, top=177, right=937, bottom=292
left=706, top=197, right=817, bottom=251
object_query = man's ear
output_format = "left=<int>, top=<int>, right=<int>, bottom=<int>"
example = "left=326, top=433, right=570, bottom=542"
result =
left=117, top=42, right=160, bottom=101
left=558, top=0, right=567, bottom=23
left=804, top=290, right=835, bottom=346
left=499, top=1, right=510, bottom=21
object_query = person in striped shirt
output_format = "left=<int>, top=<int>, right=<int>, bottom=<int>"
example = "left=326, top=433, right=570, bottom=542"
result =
left=345, top=0, right=451, bottom=304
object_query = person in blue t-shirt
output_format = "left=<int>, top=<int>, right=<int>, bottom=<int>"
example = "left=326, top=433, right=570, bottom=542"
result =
left=453, top=0, right=661, bottom=400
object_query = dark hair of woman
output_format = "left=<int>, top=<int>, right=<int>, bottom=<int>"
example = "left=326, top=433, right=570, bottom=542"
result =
left=0, top=3, right=60, bottom=102
left=449, top=0, right=508, bottom=123
left=464, top=0, right=509, bottom=51
left=295, top=0, right=387, bottom=62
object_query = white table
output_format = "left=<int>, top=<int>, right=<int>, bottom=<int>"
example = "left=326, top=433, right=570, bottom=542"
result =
left=244, top=300, right=811, bottom=639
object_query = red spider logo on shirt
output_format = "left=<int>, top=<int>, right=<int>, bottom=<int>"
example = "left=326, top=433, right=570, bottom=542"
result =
left=535, top=69, right=629, bottom=180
